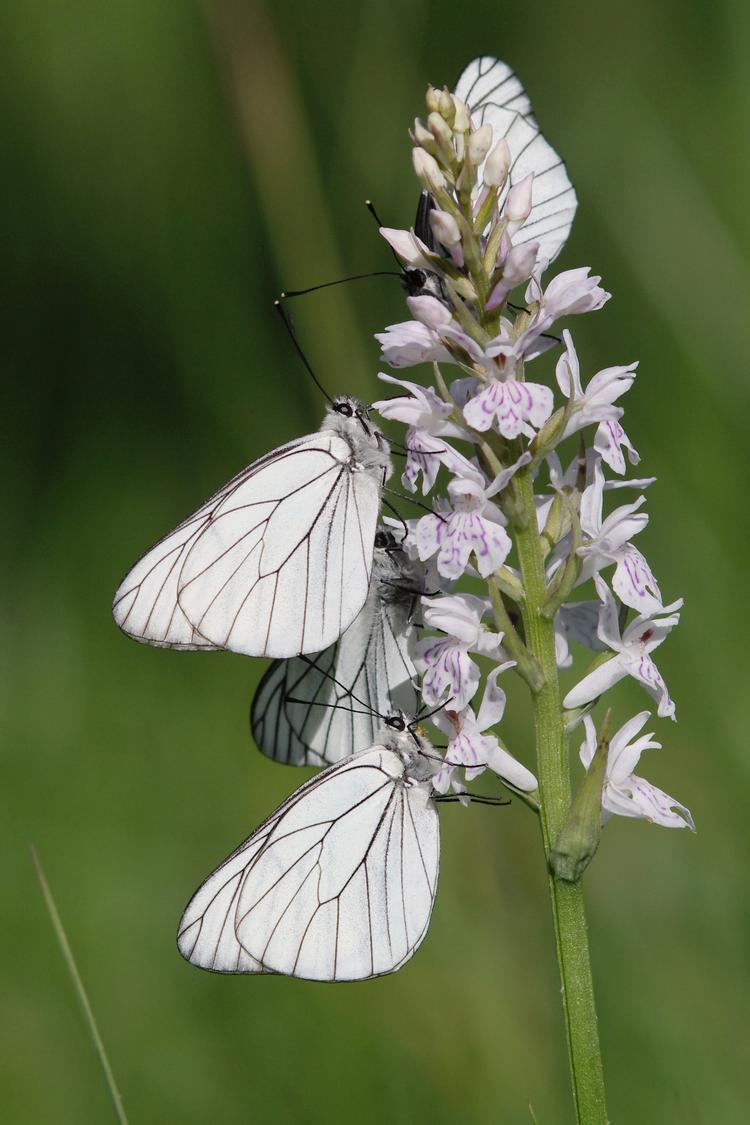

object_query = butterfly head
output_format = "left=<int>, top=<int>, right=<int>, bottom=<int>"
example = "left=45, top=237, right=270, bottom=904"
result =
left=380, top=712, right=437, bottom=779
left=323, top=396, right=392, bottom=480
left=328, top=395, right=375, bottom=435
left=383, top=711, right=409, bottom=734
left=401, top=267, right=446, bottom=302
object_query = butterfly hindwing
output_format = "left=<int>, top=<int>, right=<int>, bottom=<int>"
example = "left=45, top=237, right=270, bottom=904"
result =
left=176, top=827, right=273, bottom=974
left=251, top=555, right=420, bottom=767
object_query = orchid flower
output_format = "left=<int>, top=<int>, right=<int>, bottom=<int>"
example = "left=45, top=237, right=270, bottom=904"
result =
left=580, top=713, right=695, bottom=830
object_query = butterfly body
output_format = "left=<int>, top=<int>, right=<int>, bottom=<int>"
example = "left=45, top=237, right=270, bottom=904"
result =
left=113, top=397, right=391, bottom=658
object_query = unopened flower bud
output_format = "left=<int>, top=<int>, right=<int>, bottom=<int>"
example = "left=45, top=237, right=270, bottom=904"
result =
left=411, top=118, right=435, bottom=149
left=451, top=95, right=471, bottom=133
left=467, top=123, right=493, bottom=165
left=453, top=275, right=476, bottom=301
left=455, top=160, right=474, bottom=197
left=406, top=294, right=453, bottom=329
left=486, top=241, right=540, bottom=311
left=550, top=711, right=612, bottom=882
left=541, top=490, right=568, bottom=554
left=504, top=172, right=534, bottom=224
left=429, top=208, right=461, bottom=248
left=425, top=85, right=441, bottom=114
left=412, top=147, right=446, bottom=191
left=532, top=406, right=569, bottom=459
left=426, top=111, right=455, bottom=161
left=503, top=242, right=539, bottom=287
left=438, top=87, right=455, bottom=124
left=484, top=138, right=511, bottom=187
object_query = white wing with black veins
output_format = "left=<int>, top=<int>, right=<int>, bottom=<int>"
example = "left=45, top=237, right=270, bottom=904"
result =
left=113, top=431, right=380, bottom=658
left=177, top=746, right=440, bottom=981
left=455, top=56, right=578, bottom=263
left=251, top=570, right=419, bottom=767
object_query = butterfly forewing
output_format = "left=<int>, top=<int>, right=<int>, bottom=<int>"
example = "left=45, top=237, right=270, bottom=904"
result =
left=177, top=744, right=440, bottom=982
left=114, top=420, right=383, bottom=659
left=251, top=554, right=420, bottom=767
left=455, top=56, right=578, bottom=263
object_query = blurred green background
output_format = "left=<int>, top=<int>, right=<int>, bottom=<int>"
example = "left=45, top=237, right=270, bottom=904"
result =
left=3, top=1, right=748, bottom=1121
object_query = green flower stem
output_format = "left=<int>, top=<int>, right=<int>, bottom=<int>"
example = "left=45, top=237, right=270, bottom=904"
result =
left=513, top=468, right=609, bottom=1125
left=487, top=576, right=545, bottom=694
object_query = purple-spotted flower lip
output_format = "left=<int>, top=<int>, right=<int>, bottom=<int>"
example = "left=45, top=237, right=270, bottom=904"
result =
left=579, top=713, right=695, bottom=830
left=412, top=593, right=504, bottom=711
left=431, top=665, right=538, bottom=795
left=463, top=376, right=554, bottom=439
left=594, top=417, right=640, bottom=475
left=555, top=330, right=640, bottom=471
left=577, top=456, right=662, bottom=614
left=563, top=576, right=682, bottom=720
left=372, top=371, right=475, bottom=495
left=414, top=478, right=511, bottom=581
left=411, top=451, right=531, bottom=580
left=556, top=330, right=637, bottom=423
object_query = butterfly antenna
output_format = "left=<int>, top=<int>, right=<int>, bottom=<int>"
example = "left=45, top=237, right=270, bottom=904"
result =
left=434, top=794, right=511, bottom=807
left=285, top=698, right=377, bottom=718
left=274, top=299, right=334, bottom=404
left=365, top=199, right=406, bottom=271
left=391, top=440, right=449, bottom=462
left=507, top=303, right=562, bottom=347
left=383, top=486, right=448, bottom=523
left=413, top=698, right=454, bottom=726
left=365, top=199, right=385, bottom=227
left=279, top=272, right=401, bottom=300
left=297, top=655, right=385, bottom=720
left=381, top=497, right=410, bottom=543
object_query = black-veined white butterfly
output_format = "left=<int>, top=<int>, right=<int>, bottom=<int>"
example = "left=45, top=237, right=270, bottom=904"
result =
left=177, top=716, right=441, bottom=981
left=251, top=528, right=423, bottom=767
left=112, top=397, right=392, bottom=659
left=454, top=56, right=578, bottom=264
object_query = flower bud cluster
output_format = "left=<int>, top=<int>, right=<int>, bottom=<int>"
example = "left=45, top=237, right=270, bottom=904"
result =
left=372, top=78, right=693, bottom=834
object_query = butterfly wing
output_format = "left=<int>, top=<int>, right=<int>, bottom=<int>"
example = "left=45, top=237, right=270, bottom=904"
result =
left=176, top=827, right=273, bottom=974
left=177, top=747, right=440, bottom=981
left=455, top=56, right=578, bottom=263
left=113, top=431, right=380, bottom=658
left=110, top=466, right=257, bottom=651
left=251, top=581, right=419, bottom=767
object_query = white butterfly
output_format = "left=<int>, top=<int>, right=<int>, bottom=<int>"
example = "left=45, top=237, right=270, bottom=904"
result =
left=454, top=56, right=578, bottom=264
left=251, top=528, right=423, bottom=767
left=112, top=397, right=392, bottom=659
left=177, top=717, right=441, bottom=981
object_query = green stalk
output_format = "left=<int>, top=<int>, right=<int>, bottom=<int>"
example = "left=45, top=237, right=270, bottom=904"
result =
left=31, top=847, right=128, bottom=1125
left=513, top=469, right=609, bottom=1125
